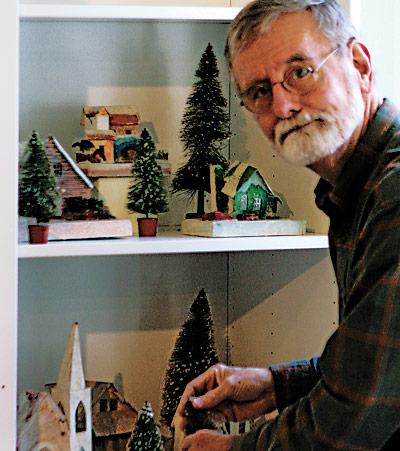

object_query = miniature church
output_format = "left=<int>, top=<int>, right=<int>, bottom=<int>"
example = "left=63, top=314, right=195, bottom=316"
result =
left=18, top=322, right=92, bottom=451
left=18, top=322, right=139, bottom=451
left=49, top=322, right=92, bottom=450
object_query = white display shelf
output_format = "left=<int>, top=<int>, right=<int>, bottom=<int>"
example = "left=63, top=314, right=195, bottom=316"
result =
left=19, top=4, right=242, bottom=21
left=18, top=232, right=328, bottom=258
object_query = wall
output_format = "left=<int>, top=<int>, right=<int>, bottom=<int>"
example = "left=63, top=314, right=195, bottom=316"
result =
left=359, top=0, right=400, bottom=107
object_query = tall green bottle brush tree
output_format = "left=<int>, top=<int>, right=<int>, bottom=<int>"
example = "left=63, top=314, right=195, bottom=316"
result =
left=172, top=43, right=230, bottom=217
left=160, top=288, right=219, bottom=430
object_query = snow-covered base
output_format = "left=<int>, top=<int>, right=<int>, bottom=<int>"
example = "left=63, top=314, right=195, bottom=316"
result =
left=48, top=219, right=133, bottom=240
left=181, top=218, right=306, bottom=238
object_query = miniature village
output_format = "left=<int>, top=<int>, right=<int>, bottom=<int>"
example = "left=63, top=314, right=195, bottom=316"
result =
left=18, top=42, right=304, bottom=245
left=17, top=290, right=254, bottom=451
left=17, top=44, right=302, bottom=449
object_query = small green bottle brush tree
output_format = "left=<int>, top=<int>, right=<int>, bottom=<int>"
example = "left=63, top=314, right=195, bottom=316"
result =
left=19, top=130, right=60, bottom=224
left=19, top=131, right=60, bottom=243
left=126, top=401, right=165, bottom=451
left=127, top=128, right=168, bottom=236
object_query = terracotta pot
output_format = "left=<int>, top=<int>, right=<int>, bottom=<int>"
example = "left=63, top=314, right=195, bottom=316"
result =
left=28, top=224, right=49, bottom=244
left=137, top=217, right=158, bottom=237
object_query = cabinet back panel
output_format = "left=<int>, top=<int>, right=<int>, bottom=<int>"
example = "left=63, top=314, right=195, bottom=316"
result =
left=18, top=250, right=337, bottom=416
left=18, top=253, right=229, bottom=416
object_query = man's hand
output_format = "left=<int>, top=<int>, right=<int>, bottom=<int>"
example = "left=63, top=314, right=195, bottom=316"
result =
left=177, top=363, right=276, bottom=425
left=181, top=429, right=233, bottom=451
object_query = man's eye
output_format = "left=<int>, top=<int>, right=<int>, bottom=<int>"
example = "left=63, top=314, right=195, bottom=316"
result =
left=251, top=85, right=271, bottom=100
left=290, top=67, right=311, bottom=80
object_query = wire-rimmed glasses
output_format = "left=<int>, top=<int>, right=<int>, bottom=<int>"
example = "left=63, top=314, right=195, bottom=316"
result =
left=239, top=46, right=340, bottom=114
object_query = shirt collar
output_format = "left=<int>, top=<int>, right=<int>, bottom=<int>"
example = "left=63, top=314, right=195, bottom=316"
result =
left=315, top=98, right=400, bottom=216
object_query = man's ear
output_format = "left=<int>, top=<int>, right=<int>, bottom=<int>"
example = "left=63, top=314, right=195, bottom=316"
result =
left=350, top=40, right=373, bottom=93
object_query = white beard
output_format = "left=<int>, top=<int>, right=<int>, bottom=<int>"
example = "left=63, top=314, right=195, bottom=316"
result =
left=273, top=100, right=363, bottom=166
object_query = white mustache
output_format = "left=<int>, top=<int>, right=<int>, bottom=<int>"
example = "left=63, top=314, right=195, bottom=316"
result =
left=275, top=112, right=331, bottom=146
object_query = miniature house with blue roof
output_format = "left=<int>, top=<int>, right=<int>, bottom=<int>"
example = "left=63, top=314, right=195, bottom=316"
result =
left=221, top=161, right=280, bottom=219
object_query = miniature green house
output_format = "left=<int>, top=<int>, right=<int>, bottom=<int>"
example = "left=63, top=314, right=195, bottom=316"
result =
left=221, top=162, right=280, bottom=218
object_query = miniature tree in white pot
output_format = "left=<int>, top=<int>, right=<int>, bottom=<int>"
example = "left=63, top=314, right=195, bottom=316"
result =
left=127, top=128, right=168, bottom=236
left=19, top=131, right=60, bottom=244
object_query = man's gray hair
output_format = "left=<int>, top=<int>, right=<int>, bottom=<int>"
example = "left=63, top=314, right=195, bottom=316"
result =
left=225, top=0, right=358, bottom=67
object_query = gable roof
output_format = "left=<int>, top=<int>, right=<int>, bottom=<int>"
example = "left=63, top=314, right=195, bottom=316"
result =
left=17, top=391, right=69, bottom=448
left=222, top=161, right=275, bottom=198
left=46, top=136, right=94, bottom=189
left=81, top=106, right=140, bottom=128
left=87, top=381, right=138, bottom=437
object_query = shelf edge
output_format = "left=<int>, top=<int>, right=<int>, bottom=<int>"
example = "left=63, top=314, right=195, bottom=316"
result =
left=18, top=234, right=329, bottom=258
left=19, top=4, right=242, bottom=21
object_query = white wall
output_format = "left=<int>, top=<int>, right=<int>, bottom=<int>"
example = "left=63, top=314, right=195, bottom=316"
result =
left=359, top=0, right=400, bottom=106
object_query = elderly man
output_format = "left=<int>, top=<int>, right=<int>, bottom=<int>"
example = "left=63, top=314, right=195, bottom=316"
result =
left=178, top=0, right=400, bottom=450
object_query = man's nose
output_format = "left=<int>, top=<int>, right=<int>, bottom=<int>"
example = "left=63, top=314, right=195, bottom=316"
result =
left=270, top=83, right=301, bottom=119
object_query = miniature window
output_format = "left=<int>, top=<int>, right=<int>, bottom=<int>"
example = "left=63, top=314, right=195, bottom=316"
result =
left=240, top=194, right=248, bottom=210
left=94, top=437, right=106, bottom=450
left=99, top=399, right=108, bottom=412
left=53, top=163, right=62, bottom=177
left=75, top=401, right=87, bottom=432
left=112, top=436, right=119, bottom=451
left=110, top=398, right=118, bottom=411
left=58, top=401, right=65, bottom=415
left=253, top=198, right=262, bottom=210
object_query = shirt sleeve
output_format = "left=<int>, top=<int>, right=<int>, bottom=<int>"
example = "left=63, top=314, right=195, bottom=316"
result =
left=270, top=357, right=320, bottom=412
left=232, top=165, right=400, bottom=450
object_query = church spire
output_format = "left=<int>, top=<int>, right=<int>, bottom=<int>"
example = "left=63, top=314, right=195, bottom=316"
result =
left=56, top=322, right=85, bottom=392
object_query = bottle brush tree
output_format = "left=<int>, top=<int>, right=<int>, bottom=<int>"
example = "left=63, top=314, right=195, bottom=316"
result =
left=160, top=288, right=219, bottom=429
left=172, top=42, right=230, bottom=217
left=126, top=401, right=165, bottom=451
left=127, top=128, right=168, bottom=218
left=19, top=130, right=60, bottom=223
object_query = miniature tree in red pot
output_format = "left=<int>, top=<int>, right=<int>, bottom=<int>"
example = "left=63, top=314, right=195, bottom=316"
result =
left=127, top=128, right=168, bottom=236
left=19, top=130, right=60, bottom=243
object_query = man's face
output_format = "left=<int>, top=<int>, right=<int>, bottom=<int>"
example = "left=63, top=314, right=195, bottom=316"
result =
left=231, top=11, right=366, bottom=167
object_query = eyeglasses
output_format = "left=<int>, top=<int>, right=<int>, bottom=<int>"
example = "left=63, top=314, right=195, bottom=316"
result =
left=239, top=46, right=340, bottom=114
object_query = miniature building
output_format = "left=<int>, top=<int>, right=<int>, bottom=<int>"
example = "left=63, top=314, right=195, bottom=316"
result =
left=88, top=381, right=138, bottom=450
left=73, top=106, right=170, bottom=232
left=17, top=390, right=70, bottom=451
left=77, top=106, right=141, bottom=164
left=49, top=322, right=92, bottom=451
left=114, top=135, right=139, bottom=163
left=222, top=161, right=280, bottom=218
left=93, top=107, right=110, bottom=131
left=81, top=106, right=140, bottom=136
left=83, top=133, right=115, bottom=163
left=45, top=136, right=94, bottom=210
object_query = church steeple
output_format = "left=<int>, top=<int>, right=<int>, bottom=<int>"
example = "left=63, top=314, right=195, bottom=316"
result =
left=50, top=322, right=92, bottom=451
left=56, top=322, right=85, bottom=391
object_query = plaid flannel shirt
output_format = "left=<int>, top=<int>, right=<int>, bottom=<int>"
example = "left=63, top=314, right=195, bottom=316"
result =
left=231, top=99, right=400, bottom=450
